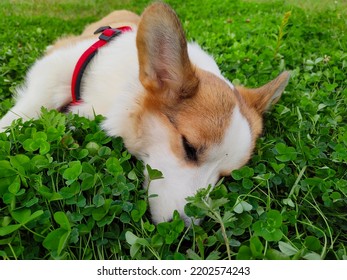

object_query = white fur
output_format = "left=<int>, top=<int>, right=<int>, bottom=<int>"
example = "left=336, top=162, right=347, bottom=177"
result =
left=187, top=43, right=234, bottom=89
left=144, top=106, right=251, bottom=224
left=0, top=29, right=252, bottom=224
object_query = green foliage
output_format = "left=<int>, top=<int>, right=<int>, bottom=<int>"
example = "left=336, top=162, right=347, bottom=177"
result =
left=0, top=0, right=346, bottom=260
left=273, top=11, right=292, bottom=59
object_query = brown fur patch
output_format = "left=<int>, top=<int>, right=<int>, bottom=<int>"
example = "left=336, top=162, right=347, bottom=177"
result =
left=236, top=71, right=290, bottom=114
left=141, top=69, right=237, bottom=166
left=234, top=71, right=290, bottom=146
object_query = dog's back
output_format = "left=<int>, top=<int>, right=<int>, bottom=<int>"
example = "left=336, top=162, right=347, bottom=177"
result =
left=46, top=10, right=140, bottom=54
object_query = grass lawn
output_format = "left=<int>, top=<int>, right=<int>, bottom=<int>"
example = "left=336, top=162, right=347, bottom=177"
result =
left=0, top=0, right=346, bottom=260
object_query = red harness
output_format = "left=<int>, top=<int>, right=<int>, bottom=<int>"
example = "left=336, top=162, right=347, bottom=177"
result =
left=71, top=26, right=132, bottom=105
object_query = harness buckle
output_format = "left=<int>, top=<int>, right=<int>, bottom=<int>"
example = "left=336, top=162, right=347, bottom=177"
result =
left=94, top=26, right=122, bottom=42
left=93, top=26, right=111, bottom=34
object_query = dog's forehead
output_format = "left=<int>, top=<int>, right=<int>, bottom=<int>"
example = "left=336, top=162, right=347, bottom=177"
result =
left=176, top=70, right=237, bottom=145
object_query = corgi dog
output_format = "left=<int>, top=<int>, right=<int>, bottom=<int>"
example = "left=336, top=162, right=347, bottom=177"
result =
left=0, top=3, right=290, bottom=225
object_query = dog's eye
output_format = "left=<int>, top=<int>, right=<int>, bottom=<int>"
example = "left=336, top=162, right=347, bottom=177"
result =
left=182, top=136, right=198, bottom=162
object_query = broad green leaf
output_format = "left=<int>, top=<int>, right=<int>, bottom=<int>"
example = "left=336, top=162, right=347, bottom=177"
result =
left=283, top=198, right=295, bottom=207
left=146, top=164, right=163, bottom=181
left=174, top=252, right=186, bottom=260
left=250, top=236, right=264, bottom=258
left=82, top=162, right=96, bottom=174
left=127, top=170, right=138, bottom=180
left=24, top=197, right=39, bottom=207
left=0, top=224, right=21, bottom=236
left=74, top=148, right=89, bottom=159
left=261, top=227, right=283, bottom=242
left=29, top=209, right=44, bottom=220
left=39, top=141, right=50, bottom=155
left=265, top=249, right=290, bottom=260
left=23, top=139, right=40, bottom=152
left=267, top=210, right=283, bottom=228
left=241, top=201, right=253, bottom=212
left=253, top=213, right=283, bottom=242
left=77, top=224, right=91, bottom=235
left=76, top=195, right=86, bottom=207
left=106, top=157, right=123, bottom=175
left=136, top=238, right=150, bottom=247
left=242, top=178, right=253, bottom=189
left=125, top=231, right=138, bottom=245
left=304, top=236, right=322, bottom=251
left=54, top=211, right=71, bottom=231
left=131, top=209, right=141, bottom=222
left=43, top=229, right=62, bottom=250
left=0, top=140, right=11, bottom=155
left=11, top=209, right=31, bottom=224
left=235, top=212, right=253, bottom=228
left=0, top=160, right=17, bottom=177
left=96, top=214, right=115, bottom=227
left=31, top=155, right=49, bottom=171
left=120, top=212, right=130, bottom=223
left=43, top=228, right=70, bottom=255
left=98, top=146, right=112, bottom=157
left=231, top=169, right=243, bottom=180
left=9, top=154, right=30, bottom=170
left=233, top=199, right=252, bottom=214
left=303, top=252, right=322, bottom=260
left=232, top=166, right=254, bottom=180
left=33, top=131, right=47, bottom=141
left=92, top=207, right=108, bottom=221
left=63, top=161, right=82, bottom=181
left=93, top=194, right=105, bottom=207
left=275, top=143, right=297, bottom=162
left=8, top=175, right=21, bottom=194
left=85, top=142, right=100, bottom=156
left=270, top=162, right=285, bottom=173
left=2, top=192, right=15, bottom=206
left=234, top=203, right=243, bottom=214
left=236, top=245, right=253, bottom=260
left=81, top=174, right=95, bottom=191
left=275, top=143, right=287, bottom=154
left=57, top=230, right=71, bottom=255
left=278, top=241, right=298, bottom=256
left=122, top=201, right=133, bottom=212
left=129, top=243, right=141, bottom=259
left=0, top=176, right=17, bottom=196
left=136, top=200, right=147, bottom=216
left=59, top=182, right=80, bottom=198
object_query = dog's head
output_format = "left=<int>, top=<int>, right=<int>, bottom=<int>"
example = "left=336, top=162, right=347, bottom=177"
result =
left=127, top=3, right=289, bottom=224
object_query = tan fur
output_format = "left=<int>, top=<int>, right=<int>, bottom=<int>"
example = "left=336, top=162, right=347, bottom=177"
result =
left=235, top=71, right=290, bottom=143
left=236, top=71, right=290, bottom=114
left=46, top=10, right=140, bottom=54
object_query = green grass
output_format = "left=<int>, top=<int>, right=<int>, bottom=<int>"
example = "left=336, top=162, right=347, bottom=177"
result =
left=244, top=0, right=347, bottom=14
left=0, top=0, right=346, bottom=260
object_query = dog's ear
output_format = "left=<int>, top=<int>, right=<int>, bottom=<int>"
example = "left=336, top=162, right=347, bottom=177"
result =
left=236, top=71, right=290, bottom=114
left=136, top=3, right=199, bottom=98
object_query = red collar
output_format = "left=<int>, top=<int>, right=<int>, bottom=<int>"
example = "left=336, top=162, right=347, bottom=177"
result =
left=71, top=26, right=132, bottom=105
